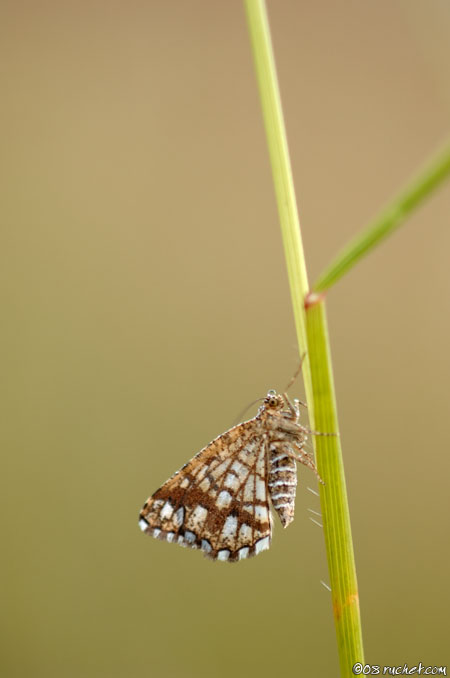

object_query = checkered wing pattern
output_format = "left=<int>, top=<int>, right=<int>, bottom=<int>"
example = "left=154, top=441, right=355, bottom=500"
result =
left=139, top=421, right=272, bottom=562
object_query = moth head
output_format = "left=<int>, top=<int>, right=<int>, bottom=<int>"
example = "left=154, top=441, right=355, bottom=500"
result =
left=264, top=390, right=284, bottom=411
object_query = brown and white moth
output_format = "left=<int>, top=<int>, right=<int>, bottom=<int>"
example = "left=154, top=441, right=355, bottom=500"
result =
left=139, top=390, right=324, bottom=562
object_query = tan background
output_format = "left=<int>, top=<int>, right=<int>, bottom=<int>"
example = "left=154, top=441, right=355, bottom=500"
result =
left=2, top=2, right=450, bottom=677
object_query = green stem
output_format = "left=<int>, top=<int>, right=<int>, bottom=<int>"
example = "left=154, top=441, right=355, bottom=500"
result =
left=245, top=1, right=364, bottom=675
left=314, top=143, right=450, bottom=293
left=305, top=298, right=364, bottom=676
left=243, top=0, right=312, bottom=407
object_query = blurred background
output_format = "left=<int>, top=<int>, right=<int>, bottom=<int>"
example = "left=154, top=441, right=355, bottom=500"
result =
left=2, top=1, right=450, bottom=676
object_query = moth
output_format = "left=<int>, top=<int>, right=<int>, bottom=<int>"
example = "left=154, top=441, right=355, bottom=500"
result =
left=139, top=389, right=325, bottom=562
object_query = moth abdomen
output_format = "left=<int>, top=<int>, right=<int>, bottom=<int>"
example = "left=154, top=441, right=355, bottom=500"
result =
left=268, top=445, right=297, bottom=528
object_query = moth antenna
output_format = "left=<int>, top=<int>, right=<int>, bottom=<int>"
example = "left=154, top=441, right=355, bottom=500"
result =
left=283, top=353, right=308, bottom=408
left=232, top=398, right=264, bottom=426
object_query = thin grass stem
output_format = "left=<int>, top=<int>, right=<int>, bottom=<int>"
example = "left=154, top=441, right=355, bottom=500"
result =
left=314, top=142, right=450, bottom=293
left=244, top=2, right=364, bottom=675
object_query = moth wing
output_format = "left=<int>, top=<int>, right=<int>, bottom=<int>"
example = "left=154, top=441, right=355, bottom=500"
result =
left=139, top=420, right=272, bottom=561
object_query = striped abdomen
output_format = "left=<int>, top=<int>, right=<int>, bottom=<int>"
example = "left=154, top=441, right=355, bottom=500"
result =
left=268, top=445, right=297, bottom=527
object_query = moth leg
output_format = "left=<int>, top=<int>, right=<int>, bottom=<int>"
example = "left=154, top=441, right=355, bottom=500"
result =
left=290, top=443, right=324, bottom=485
left=289, top=445, right=323, bottom=484
left=296, top=423, right=338, bottom=437
left=282, top=392, right=300, bottom=419
left=294, top=453, right=324, bottom=485
left=270, top=440, right=324, bottom=485
left=283, top=392, right=308, bottom=413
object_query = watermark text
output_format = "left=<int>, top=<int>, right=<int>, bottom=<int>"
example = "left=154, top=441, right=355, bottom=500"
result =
left=352, top=663, right=447, bottom=676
